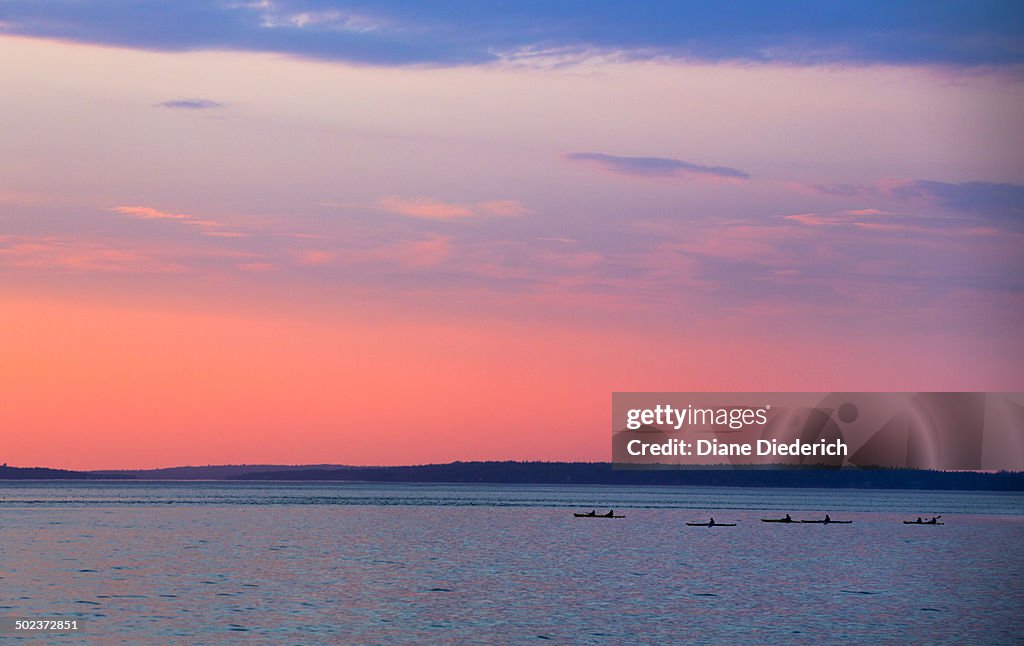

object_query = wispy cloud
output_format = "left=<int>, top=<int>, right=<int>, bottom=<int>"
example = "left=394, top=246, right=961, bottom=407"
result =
left=494, top=45, right=638, bottom=70
left=783, top=209, right=915, bottom=232
left=891, top=180, right=1024, bottom=221
left=201, top=230, right=250, bottom=238
left=476, top=200, right=533, bottom=217
left=236, top=261, right=274, bottom=272
left=155, top=98, right=224, bottom=110
left=257, top=7, right=385, bottom=33
left=0, top=235, right=185, bottom=273
left=565, top=152, right=750, bottom=180
left=0, top=189, right=49, bottom=206
left=374, top=196, right=532, bottom=220
left=807, top=179, right=1024, bottom=227
left=379, top=234, right=453, bottom=268
left=307, top=234, right=453, bottom=269
left=294, top=249, right=336, bottom=266
left=110, top=205, right=192, bottom=220
left=109, top=205, right=221, bottom=228
left=376, top=196, right=473, bottom=219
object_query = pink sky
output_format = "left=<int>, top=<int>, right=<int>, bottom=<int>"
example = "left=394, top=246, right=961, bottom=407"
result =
left=1, top=35, right=1022, bottom=469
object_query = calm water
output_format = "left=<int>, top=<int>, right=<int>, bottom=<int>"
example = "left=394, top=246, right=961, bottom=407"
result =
left=1, top=482, right=1022, bottom=644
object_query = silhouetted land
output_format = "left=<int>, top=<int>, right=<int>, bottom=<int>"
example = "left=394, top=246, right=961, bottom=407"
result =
left=232, top=462, right=1024, bottom=491
left=2, top=462, right=1022, bottom=490
left=0, top=465, right=133, bottom=480
left=92, top=464, right=347, bottom=480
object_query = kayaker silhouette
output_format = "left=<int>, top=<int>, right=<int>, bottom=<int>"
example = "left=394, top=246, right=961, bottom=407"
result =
left=587, top=510, right=596, bottom=517
left=916, top=517, right=923, bottom=524
left=709, top=517, right=715, bottom=526
left=824, top=514, right=831, bottom=524
left=604, top=510, right=614, bottom=518
left=784, top=514, right=792, bottom=522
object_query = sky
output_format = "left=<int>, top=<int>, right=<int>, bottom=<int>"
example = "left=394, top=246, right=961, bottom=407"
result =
left=1, top=1, right=1023, bottom=469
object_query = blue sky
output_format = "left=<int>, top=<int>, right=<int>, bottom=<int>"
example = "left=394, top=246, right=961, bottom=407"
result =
left=1, top=0, right=1022, bottom=66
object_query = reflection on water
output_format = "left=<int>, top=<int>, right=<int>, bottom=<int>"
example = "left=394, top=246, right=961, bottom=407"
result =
left=1, top=483, right=1022, bottom=643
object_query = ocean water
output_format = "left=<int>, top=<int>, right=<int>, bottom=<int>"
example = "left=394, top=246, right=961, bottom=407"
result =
left=1, top=482, right=1022, bottom=644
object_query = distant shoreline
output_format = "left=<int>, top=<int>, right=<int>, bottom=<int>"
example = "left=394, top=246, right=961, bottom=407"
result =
left=2, top=463, right=1023, bottom=491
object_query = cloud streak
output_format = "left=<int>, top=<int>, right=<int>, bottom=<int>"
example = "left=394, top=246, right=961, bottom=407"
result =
left=155, top=98, right=224, bottom=110
left=257, top=7, right=385, bottom=33
left=892, top=180, right=1024, bottom=222
left=783, top=209, right=917, bottom=232
left=109, top=205, right=222, bottom=228
left=808, top=179, right=1024, bottom=228
left=374, top=196, right=532, bottom=220
left=0, top=235, right=185, bottom=273
left=565, top=152, right=750, bottom=180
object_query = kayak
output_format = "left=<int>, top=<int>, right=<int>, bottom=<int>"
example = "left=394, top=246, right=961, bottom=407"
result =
left=761, top=518, right=798, bottom=523
left=903, top=521, right=944, bottom=525
left=686, top=522, right=736, bottom=526
left=573, top=513, right=624, bottom=518
left=800, top=520, right=852, bottom=524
